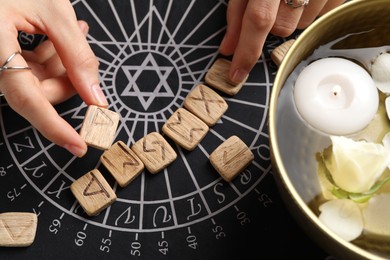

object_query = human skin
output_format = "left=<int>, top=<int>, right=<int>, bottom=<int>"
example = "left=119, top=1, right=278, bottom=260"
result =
left=219, top=0, right=346, bottom=83
left=0, top=0, right=108, bottom=157
left=0, top=0, right=345, bottom=157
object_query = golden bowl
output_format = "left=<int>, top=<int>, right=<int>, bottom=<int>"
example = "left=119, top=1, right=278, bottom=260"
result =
left=269, top=0, right=390, bottom=259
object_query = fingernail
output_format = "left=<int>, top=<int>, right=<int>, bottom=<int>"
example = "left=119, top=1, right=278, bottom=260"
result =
left=64, top=144, right=87, bottom=158
left=82, top=24, right=89, bottom=36
left=91, top=84, right=108, bottom=107
left=78, top=20, right=90, bottom=36
left=231, top=68, right=249, bottom=84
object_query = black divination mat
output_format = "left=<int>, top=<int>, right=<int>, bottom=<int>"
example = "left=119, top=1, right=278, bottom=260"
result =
left=0, top=1, right=332, bottom=259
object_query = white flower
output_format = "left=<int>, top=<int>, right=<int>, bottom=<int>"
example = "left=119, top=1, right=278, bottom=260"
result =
left=327, top=135, right=390, bottom=193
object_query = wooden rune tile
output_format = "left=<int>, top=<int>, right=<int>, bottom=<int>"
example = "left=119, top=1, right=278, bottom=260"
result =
left=131, top=132, right=177, bottom=174
left=209, top=135, right=254, bottom=182
left=0, top=212, right=37, bottom=247
left=70, top=169, right=117, bottom=216
left=183, top=84, right=228, bottom=126
left=101, top=141, right=145, bottom=187
left=79, top=105, right=120, bottom=150
left=205, top=58, right=248, bottom=96
left=271, top=39, right=295, bottom=67
left=162, top=108, right=209, bottom=151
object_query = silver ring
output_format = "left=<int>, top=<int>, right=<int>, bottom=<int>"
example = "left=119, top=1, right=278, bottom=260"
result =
left=285, top=0, right=309, bottom=8
left=0, top=51, right=31, bottom=97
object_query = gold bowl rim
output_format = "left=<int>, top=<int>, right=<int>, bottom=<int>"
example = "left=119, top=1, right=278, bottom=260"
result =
left=269, top=0, right=390, bottom=259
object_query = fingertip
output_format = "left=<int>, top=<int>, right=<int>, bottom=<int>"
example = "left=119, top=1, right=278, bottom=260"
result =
left=229, top=67, right=249, bottom=84
left=63, top=143, right=88, bottom=158
left=91, top=83, right=109, bottom=107
left=77, top=20, right=90, bottom=36
left=229, top=50, right=255, bottom=84
left=219, top=35, right=231, bottom=56
left=219, top=31, right=239, bottom=57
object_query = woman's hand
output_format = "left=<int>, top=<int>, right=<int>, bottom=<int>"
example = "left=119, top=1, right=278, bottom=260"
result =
left=0, top=0, right=108, bottom=157
left=219, top=0, right=346, bottom=83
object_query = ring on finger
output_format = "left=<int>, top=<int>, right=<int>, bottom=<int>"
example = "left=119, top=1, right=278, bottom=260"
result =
left=0, top=51, right=31, bottom=97
left=284, top=0, right=309, bottom=8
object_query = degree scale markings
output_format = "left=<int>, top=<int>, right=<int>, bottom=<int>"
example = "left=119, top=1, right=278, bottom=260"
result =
left=0, top=0, right=276, bottom=258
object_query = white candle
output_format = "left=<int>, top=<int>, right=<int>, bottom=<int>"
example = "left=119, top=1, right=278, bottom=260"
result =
left=293, top=57, right=379, bottom=135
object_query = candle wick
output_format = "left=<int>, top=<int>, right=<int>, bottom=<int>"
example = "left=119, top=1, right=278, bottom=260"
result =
left=332, top=84, right=342, bottom=97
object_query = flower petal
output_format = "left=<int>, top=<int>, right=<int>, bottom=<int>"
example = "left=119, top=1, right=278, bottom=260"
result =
left=319, top=199, right=363, bottom=242
left=328, top=136, right=390, bottom=193
left=371, top=52, right=390, bottom=94
left=362, top=193, right=390, bottom=236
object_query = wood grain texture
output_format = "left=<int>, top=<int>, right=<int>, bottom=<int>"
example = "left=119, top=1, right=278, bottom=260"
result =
left=205, top=58, right=247, bottom=95
left=209, top=135, right=254, bottom=182
left=79, top=105, right=120, bottom=150
left=162, top=108, right=209, bottom=151
left=0, top=212, right=37, bottom=247
left=101, top=141, right=145, bottom=187
left=131, top=132, right=177, bottom=174
left=271, top=39, right=295, bottom=67
left=184, top=84, right=228, bottom=126
left=71, top=169, right=117, bottom=216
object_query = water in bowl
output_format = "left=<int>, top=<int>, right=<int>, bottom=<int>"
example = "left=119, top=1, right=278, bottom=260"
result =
left=276, top=29, right=390, bottom=257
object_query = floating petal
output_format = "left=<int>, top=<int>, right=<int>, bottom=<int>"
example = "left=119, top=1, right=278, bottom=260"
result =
left=371, top=52, right=390, bottom=94
left=362, top=193, right=390, bottom=236
left=319, top=199, right=363, bottom=242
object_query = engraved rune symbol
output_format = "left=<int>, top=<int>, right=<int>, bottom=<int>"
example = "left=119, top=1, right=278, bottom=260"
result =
left=123, top=160, right=139, bottom=168
left=143, top=139, right=166, bottom=161
left=101, top=142, right=140, bottom=171
left=0, top=219, right=33, bottom=240
left=83, top=172, right=110, bottom=198
left=166, top=111, right=204, bottom=142
left=222, top=149, right=246, bottom=165
left=93, top=108, right=114, bottom=126
left=118, top=142, right=140, bottom=168
left=190, top=85, right=225, bottom=115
